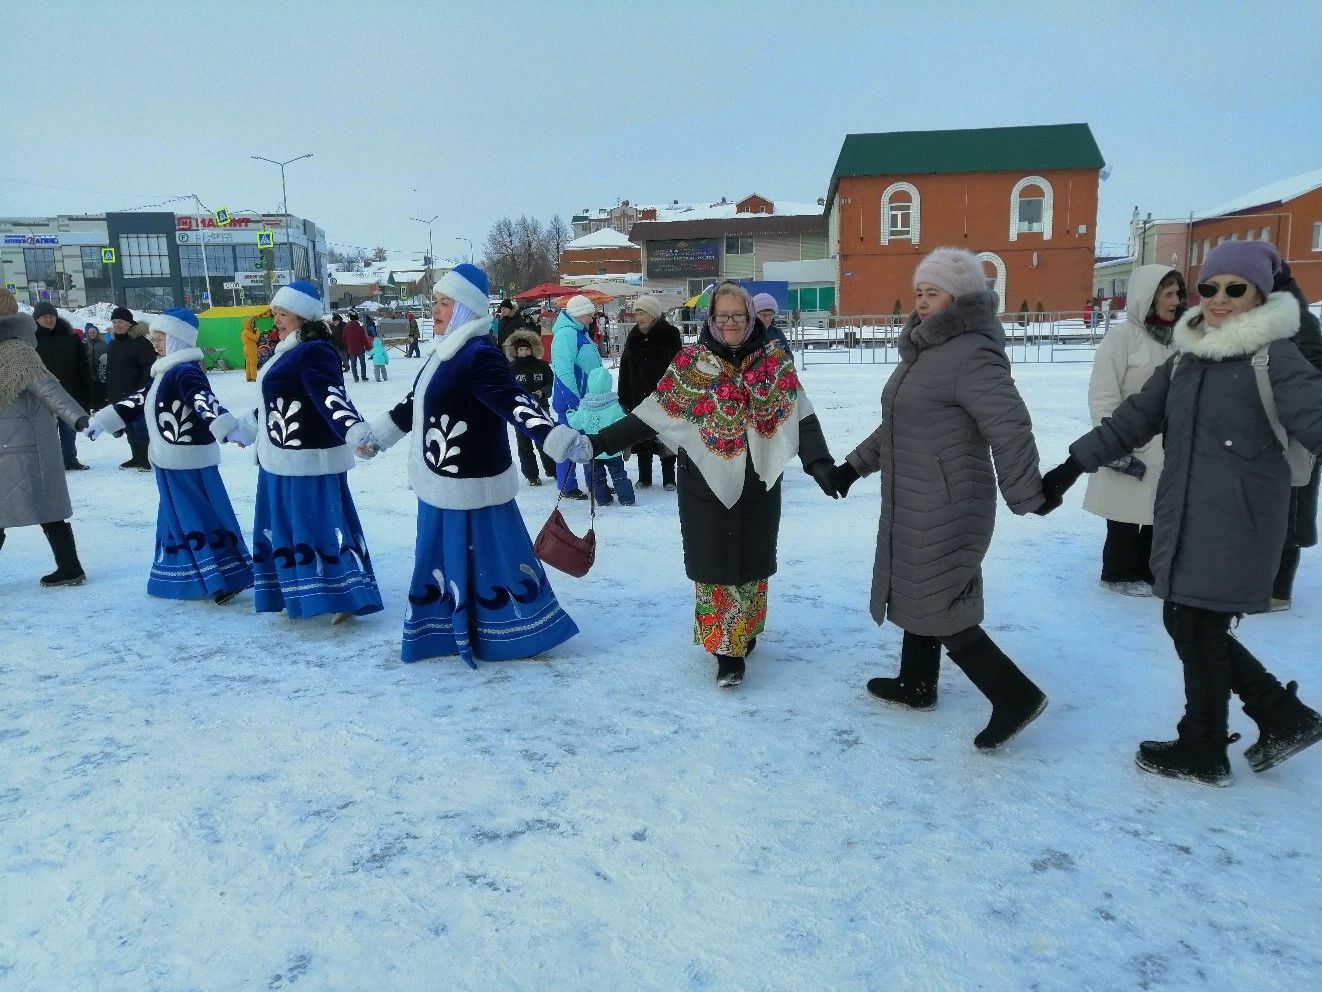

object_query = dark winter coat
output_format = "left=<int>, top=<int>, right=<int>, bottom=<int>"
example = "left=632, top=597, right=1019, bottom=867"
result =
left=594, top=321, right=832, bottom=585
left=495, top=313, right=530, bottom=349
left=34, top=316, right=91, bottom=408
left=503, top=328, right=553, bottom=405
left=342, top=319, right=369, bottom=356
left=845, top=291, right=1045, bottom=637
left=1070, top=292, right=1322, bottom=614
left=1283, top=283, right=1322, bottom=548
left=0, top=314, right=87, bottom=528
left=104, top=322, right=155, bottom=403
left=617, top=317, right=683, bottom=410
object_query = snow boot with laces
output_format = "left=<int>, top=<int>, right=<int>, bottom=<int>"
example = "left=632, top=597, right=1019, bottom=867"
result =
left=1243, top=682, right=1322, bottom=773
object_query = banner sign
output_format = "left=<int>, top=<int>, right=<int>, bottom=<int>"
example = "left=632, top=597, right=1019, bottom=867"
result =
left=645, top=239, right=720, bottom=279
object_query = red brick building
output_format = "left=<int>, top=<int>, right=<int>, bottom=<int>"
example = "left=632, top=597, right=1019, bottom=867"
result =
left=824, top=124, right=1104, bottom=316
left=557, top=227, right=641, bottom=279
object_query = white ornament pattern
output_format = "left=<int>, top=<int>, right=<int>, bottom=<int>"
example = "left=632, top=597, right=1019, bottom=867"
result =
left=424, top=414, right=467, bottom=474
left=268, top=397, right=303, bottom=447
left=325, top=386, right=362, bottom=428
left=156, top=399, right=194, bottom=443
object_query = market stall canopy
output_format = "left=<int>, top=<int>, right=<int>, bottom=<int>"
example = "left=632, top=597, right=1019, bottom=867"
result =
left=512, top=282, right=583, bottom=300
left=639, top=292, right=687, bottom=312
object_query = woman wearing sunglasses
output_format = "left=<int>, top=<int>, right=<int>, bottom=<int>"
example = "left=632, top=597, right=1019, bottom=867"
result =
left=582, top=281, right=838, bottom=688
left=1040, top=241, right=1322, bottom=786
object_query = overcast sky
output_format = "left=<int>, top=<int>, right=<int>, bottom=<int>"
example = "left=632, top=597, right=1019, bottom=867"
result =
left=5, top=0, right=1319, bottom=266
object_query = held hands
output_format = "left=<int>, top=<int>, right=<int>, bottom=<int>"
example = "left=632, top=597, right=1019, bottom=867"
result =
left=1035, top=454, right=1085, bottom=515
left=544, top=424, right=593, bottom=464
left=831, top=462, right=860, bottom=498
left=808, top=459, right=840, bottom=499
left=84, top=422, right=103, bottom=441
left=224, top=422, right=257, bottom=448
left=1106, top=455, right=1147, bottom=481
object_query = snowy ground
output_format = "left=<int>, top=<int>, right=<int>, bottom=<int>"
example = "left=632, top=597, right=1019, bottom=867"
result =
left=3, top=355, right=1320, bottom=992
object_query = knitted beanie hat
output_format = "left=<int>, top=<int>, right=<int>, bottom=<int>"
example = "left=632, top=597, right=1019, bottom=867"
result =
left=271, top=280, right=324, bottom=321
left=32, top=301, right=58, bottom=320
left=1199, top=240, right=1280, bottom=303
left=111, top=305, right=135, bottom=324
left=912, top=247, right=988, bottom=298
left=633, top=295, right=665, bottom=320
left=433, top=263, right=490, bottom=317
left=565, top=295, right=596, bottom=321
left=153, top=307, right=200, bottom=347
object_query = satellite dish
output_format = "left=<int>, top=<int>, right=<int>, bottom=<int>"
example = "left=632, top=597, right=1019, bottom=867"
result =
left=1100, top=164, right=1113, bottom=182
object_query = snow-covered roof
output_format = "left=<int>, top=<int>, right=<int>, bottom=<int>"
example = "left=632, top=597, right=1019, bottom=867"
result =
left=565, top=228, right=638, bottom=250
left=645, top=198, right=823, bottom=221
left=1199, top=167, right=1322, bottom=218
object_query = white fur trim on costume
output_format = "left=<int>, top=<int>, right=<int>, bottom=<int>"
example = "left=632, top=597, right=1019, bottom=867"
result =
left=144, top=374, right=222, bottom=470
left=256, top=438, right=356, bottom=477
left=543, top=424, right=580, bottom=462
left=152, top=312, right=199, bottom=347
left=150, top=347, right=205, bottom=377
left=1174, top=292, right=1299, bottom=360
left=433, top=271, right=490, bottom=318
left=271, top=285, right=324, bottom=321
left=344, top=420, right=372, bottom=448
left=428, top=317, right=491, bottom=363
left=92, top=405, right=126, bottom=435
left=369, top=411, right=407, bottom=451
left=209, top=411, right=238, bottom=443
left=412, top=462, right=521, bottom=511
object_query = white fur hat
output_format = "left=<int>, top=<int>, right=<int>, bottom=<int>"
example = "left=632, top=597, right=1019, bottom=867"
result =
left=152, top=308, right=199, bottom=347
left=565, top=295, right=596, bottom=320
left=633, top=295, right=665, bottom=320
left=270, top=280, right=325, bottom=321
left=433, top=263, right=491, bottom=318
left=912, top=247, right=988, bottom=299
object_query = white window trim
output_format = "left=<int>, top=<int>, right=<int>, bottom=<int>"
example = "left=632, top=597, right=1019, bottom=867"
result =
left=880, top=181, right=920, bottom=245
left=975, top=251, right=1007, bottom=305
left=1312, top=221, right=1322, bottom=252
left=1009, top=176, right=1054, bottom=242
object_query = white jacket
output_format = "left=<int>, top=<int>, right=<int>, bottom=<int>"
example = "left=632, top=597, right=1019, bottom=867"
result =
left=1082, top=264, right=1179, bottom=525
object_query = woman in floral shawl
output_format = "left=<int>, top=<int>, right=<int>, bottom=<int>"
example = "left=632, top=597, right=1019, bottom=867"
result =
left=587, top=281, right=838, bottom=687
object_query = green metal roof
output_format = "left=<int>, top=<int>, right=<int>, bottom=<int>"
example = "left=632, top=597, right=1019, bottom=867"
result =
left=825, top=123, right=1103, bottom=211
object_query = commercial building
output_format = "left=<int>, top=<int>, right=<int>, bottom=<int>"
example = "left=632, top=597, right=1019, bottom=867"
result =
left=824, top=123, right=1105, bottom=315
left=557, top=227, right=641, bottom=278
left=0, top=210, right=328, bottom=312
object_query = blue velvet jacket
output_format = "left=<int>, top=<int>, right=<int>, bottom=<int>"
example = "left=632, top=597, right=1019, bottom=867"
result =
left=93, top=348, right=237, bottom=470
left=371, top=317, right=556, bottom=509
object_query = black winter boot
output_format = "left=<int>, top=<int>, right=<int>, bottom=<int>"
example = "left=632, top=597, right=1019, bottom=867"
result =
left=661, top=456, right=677, bottom=491
left=947, top=632, right=1047, bottom=750
left=715, top=654, right=745, bottom=688
left=131, top=440, right=152, bottom=471
left=867, top=630, right=940, bottom=710
left=1136, top=721, right=1238, bottom=786
left=1243, top=682, right=1322, bottom=773
left=39, top=521, right=86, bottom=586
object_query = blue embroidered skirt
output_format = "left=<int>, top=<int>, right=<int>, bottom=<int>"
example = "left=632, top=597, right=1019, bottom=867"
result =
left=149, top=466, right=254, bottom=600
left=403, top=499, right=578, bottom=666
left=252, top=468, right=383, bottom=619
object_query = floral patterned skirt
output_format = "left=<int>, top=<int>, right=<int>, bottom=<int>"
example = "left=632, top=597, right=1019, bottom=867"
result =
left=694, top=579, right=767, bottom=657
left=148, top=466, right=253, bottom=599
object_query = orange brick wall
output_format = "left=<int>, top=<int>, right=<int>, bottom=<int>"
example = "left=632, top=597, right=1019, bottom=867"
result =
left=1186, top=185, right=1322, bottom=303
left=836, top=169, right=1099, bottom=315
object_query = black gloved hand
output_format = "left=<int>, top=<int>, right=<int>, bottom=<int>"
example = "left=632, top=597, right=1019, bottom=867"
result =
left=808, top=459, right=839, bottom=499
left=1036, top=454, right=1085, bottom=515
left=831, top=462, right=860, bottom=498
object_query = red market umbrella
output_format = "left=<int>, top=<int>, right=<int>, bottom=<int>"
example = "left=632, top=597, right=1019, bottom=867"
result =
left=511, top=282, right=583, bottom=301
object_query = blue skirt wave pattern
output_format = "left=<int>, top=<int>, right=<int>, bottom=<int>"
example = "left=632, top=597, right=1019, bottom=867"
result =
left=403, top=499, right=578, bottom=666
left=149, top=466, right=254, bottom=600
left=251, top=469, right=383, bottom=619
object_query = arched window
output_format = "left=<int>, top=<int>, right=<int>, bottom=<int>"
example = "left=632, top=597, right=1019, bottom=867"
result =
left=880, top=181, right=921, bottom=245
left=975, top=252, right=1006, bottom=305
left=1009, top=176, right=1054, bottom=242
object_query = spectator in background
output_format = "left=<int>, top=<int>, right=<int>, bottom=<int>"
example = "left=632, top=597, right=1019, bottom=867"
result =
left=370, top=333, right=390, bottom=381
left=550, top=295, right=603, bottom=498
left=343, top=310, right=369, bottom=382
left=362, top=309, right=378, bottom=339
left=617, top=295, right=682, bottom=490
left=241, top=315, right=261, bottom=382
left=493, top=299, right=529, bottom=349
left=83, top=322, right=109, bottom=411
left=32, top=302, right=92, bottom=470
left=752, top=293, right=790, bottom=349
left=329, top=313, right=350, bottom=371
left=105, top=306, right=155, bottom=470
left=406, top=311, right=421, bottom=357
left=503, top=327, right=557, bottom=486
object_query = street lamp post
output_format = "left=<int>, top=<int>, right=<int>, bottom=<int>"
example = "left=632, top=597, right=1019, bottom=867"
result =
left=251, top=152, right=313, bottom=280
left=455, top=237, right=472, bottom=263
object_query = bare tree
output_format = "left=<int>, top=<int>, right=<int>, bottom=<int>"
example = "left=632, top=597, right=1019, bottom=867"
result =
left=481, top=215, right=557, bottom=293
left=371, top=246, right=389, bottom=262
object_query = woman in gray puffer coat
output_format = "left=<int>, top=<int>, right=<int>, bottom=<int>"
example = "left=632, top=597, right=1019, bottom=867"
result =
left=1042, top=241, right=1322, bottom=787
left=831, top=248, right=1049, bottom=751
left=0, top=289, right=90, bottom=586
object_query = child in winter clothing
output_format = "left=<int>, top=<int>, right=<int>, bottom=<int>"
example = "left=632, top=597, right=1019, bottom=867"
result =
left=567, top=367, right=635, bottom=506
left=370, top=335, right=390, bottom=381
left=503, top=328, right=557, bottom=485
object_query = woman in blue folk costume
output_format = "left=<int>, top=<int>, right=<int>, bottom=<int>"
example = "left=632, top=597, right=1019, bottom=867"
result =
left=85, top=308, right=253, bottom=604
left=358, top=264, right=587, bottom=665
left=232, top=280, right=384, bottom=624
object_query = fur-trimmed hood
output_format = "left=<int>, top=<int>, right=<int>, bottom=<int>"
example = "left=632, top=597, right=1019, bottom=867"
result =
left=502, top=327, right=544, bottom=362
left=1174, top=291, right=1299, bottom=360
left=150, top=347, right=205, bottom=377
left=898, top=290, right=1003, bottom=362
left=117, top=320, right=150, bottom=340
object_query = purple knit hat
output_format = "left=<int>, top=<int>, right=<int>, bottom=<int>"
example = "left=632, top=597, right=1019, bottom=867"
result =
left=1198, top=241, right=1280, bottom=303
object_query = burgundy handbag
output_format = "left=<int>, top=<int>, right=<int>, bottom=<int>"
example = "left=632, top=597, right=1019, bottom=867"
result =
left=533, top=488, right=596, bottom=577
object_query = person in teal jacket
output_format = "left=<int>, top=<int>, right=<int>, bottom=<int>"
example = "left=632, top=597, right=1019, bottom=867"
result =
left=568, top=367, right=635, bottom=506
left=370, top=335, right=390, bottom=381
left=550, top=295, right=603, bottom=496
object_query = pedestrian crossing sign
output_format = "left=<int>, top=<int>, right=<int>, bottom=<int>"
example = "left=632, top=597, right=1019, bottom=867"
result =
left=257, top=231, right=275, bottom=249
left=4, top=282, right=15, bottom=292
left=214, top=208, right=231, bottom=226
left=100, top=247, right=116, bottom=264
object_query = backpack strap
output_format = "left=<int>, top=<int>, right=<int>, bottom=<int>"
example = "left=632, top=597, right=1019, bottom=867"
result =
left=1250, top=345, right=1290, bottom=455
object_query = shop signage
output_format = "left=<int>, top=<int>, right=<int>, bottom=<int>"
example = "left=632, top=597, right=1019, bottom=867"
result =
left=223, top=281, right=239, bottom=290
left=645, top=239, right=720, bottom=279
left=101, top=247, right=117, bottom=264
left=235, top=270, right=293, bottom=288
left=177, top=214, right=289, bottom=231
left=3, top=234, right=59, bottom=246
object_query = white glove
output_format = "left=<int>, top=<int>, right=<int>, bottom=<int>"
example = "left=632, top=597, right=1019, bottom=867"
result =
left=85, top=424, right=103, bottom=441
left=224, top=424, right=256, bottom=447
